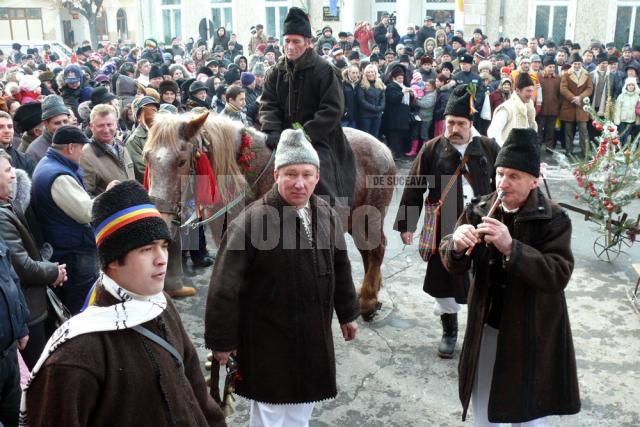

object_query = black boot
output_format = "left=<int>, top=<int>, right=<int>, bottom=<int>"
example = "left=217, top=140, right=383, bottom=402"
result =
left=438, top=313, right=458, bottom=359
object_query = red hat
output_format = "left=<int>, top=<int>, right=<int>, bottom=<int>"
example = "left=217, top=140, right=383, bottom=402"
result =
left=256, top=43, right=267, bottom=53
left=500, top=66, right=511, bottom=75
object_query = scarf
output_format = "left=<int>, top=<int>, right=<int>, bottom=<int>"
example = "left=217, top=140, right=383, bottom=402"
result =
left=19, top=274, right=166, bottom=426
left=394, top=81, right=411, bottom=105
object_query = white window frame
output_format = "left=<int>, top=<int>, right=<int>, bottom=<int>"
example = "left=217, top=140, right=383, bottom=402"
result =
left=610, top=0, right=640, bottom=45
left=265, top=0, right=288, bottom=43
left=159, top=0, right=183, bottom=42
left=211, top=0, right=234, bottom=32
left=529, top=0, right=576, bottom=41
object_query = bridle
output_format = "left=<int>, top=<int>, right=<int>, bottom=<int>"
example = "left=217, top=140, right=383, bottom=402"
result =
left=148, top=126, right=275, bottom=231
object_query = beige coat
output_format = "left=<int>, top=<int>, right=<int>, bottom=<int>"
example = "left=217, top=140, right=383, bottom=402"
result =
left=80, top=139, right=135, bottom=196
left=559, top=68, right=593, bottom=122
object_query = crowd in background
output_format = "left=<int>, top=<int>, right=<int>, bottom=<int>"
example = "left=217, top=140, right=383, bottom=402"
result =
left=2, top=15, right=639, bottom=162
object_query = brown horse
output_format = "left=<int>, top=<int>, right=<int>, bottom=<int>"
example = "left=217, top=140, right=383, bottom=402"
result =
left=144, top=112, right=396, bottom=320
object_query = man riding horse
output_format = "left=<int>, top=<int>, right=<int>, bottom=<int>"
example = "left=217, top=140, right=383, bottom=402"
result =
left=259, top=7, right=356, bottom=209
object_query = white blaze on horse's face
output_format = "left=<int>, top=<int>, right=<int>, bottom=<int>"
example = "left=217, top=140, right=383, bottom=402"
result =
left=274, top=163, right=320, bottom=209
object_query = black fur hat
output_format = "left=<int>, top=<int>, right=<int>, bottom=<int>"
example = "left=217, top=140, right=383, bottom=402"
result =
left=515, top=72, right=534, bottom=90
left=283, top=7, right=312, bottom=38
left=495, top=129, right=540, bottom=177
left=444, top=84, right=474, bottom=120
left=91, top=181, right=170, bottom=268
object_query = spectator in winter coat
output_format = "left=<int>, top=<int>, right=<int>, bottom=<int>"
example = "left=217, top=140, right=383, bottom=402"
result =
left=413, top=78, right=437, bottom=143
left=433, top=74, right=453, bottom=137
left=383, top=64, right=413, bottom=158
left=538, top=58, right=562, bottom=150
left=354, top=22, right=374, bottom=56
left=221, top=85, right=248, bottom=126
left=212, top=27, right=231, bottom=53
left=0, top=157, right=66, bottom=369
left=613, top=77, right=640, bottom=145
left=159, top=80, right=184, bottom=112
left=241, top=72, right=259, bottom=126
left=60, top=65, right=92, bottom=124
left=342, top=65, right=360, bottom=128
left=26, top=95, right=71, bottom=163
left=417, top=16, right=436, bottom=49
left=15, top=75, right=42, bottom=105
left=356, top=64, right=386, bottom=138
left=489, top=77, right=512, bottom=115
left=400, top=25, right=418, bottom=50
left=374, top=14, right=400, bottom=54
left=315, top=26, right=338, bottom=54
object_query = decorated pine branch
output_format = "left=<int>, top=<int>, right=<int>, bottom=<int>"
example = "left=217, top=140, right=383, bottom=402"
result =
left=570, top=99, right=640, bottom=245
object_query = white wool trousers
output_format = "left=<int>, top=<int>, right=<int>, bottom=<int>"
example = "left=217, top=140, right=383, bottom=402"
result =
left=249, top=401, right=315, bottom=427
left=433, top=297, right=462, bottom=316
left=472, top=326, right=548, bottom=427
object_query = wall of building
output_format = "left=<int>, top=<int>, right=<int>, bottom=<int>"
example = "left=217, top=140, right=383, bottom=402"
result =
left=4, top=0, right=634, bottom=52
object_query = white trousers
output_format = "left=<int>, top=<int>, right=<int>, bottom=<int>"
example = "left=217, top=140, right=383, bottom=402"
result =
left=249, top=401, right=315, bottom=427
left=433, top=297, right=462, bottom=316
left=472, top=326, right=547, bottom=427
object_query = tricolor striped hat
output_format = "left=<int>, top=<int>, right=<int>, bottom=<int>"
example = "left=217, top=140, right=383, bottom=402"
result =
left=91, top=181, right=170, bottom=268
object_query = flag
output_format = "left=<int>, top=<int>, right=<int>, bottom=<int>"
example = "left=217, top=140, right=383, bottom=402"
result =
left=456, top=0, right=464, bottom=12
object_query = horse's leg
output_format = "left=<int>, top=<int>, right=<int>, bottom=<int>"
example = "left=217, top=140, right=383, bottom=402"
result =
left=359, top=228, right=387, bottom=321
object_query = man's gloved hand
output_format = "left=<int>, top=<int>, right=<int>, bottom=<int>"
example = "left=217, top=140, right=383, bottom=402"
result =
left=265, top=132, right=281, bottom=150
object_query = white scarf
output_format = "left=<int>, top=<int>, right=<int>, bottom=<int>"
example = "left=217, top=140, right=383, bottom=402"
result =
left=19, top=274, right=167, bottom=426
left=394, top=81, right=411, bottom=105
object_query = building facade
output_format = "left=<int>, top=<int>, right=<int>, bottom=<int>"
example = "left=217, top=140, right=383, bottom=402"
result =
left=1, top=1, right=639, bottom=50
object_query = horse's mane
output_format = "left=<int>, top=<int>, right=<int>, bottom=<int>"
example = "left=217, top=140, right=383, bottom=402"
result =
left=200, top=115, right=248, bottom=203
left=144, top=112, right=252, bottom=204
left=144, top=112, right=184, bottom=157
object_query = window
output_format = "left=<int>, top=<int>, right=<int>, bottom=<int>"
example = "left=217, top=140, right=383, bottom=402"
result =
left=0, top=7, right=43, bottom=40
left=425, top=0, right=455, bottom=24
left=614, top=2, right=640, bottom=47
left=211, top=0, right=233, bottom=31
left=117, top=8, right=128, bottom=39
left=96, top=8, right=108, bottom=40
left=534, top=1, right=568, bottom=41
left=160, top=0, right=181, bottom=44
left=266, top=2, right=288, bottom=42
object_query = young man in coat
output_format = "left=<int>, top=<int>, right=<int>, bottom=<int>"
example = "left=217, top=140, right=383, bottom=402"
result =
left=259, top=7, right=356, bottom=208
left=22, top=180, right=226, bottom=427
left=395, top=84, right=500, bottom=358
left=440, top=128, right=580, bottom=426
left=205, top=129, right=359, bottom=427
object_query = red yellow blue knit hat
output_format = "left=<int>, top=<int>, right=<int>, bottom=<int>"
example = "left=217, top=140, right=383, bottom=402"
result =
left=91, top=180, right=170, bottom=268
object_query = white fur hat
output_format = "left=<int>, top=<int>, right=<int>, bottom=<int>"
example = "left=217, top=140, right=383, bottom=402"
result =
left=478, top=60, right=493, bottom=72
left=274, top=129, right=320, bottom=170
left=19, top=74, right=41, bottom=92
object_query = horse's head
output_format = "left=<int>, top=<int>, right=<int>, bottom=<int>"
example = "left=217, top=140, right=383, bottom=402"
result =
left=144, top=111, right=209, bottom=231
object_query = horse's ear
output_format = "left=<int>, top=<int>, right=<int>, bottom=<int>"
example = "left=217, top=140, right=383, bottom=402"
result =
left=182, top=112, right=209, bottom=140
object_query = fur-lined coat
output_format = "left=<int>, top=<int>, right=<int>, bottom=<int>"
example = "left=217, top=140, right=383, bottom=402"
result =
left=0, top=169, right=57, bottom=325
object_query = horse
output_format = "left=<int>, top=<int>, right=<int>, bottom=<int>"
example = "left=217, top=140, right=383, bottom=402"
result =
left=144, top=112, right=396, bottom=320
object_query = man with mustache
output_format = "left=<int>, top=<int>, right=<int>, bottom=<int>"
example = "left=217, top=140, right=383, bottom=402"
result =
left=394, top=84, right=500, bottom=359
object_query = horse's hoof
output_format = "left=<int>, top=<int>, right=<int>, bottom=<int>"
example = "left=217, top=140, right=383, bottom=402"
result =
left=361, top=302, right=382, bottom=322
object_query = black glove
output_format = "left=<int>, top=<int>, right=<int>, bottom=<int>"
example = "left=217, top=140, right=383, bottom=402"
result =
left=265, top=132, right=281, bottom=150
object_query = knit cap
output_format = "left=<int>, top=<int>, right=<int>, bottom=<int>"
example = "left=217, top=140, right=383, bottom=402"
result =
left=91, top=181, right=170, bottom=268
left=274, top=129, right=320, bottom=170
